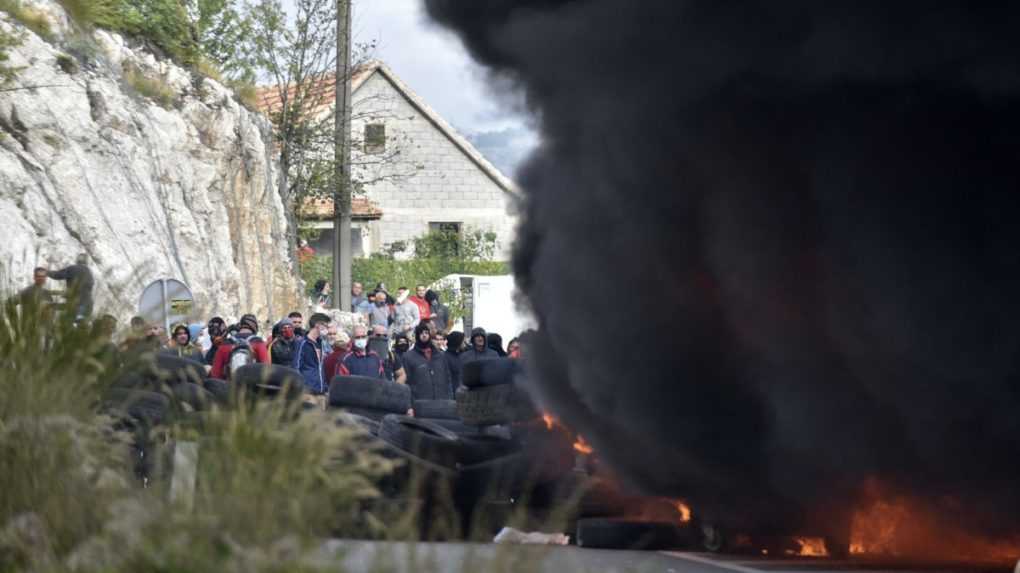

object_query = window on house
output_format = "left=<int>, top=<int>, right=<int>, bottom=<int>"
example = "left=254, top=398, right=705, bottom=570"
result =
left=364, top=123, right=385, bottom=154
left=429, top=222, right=462, bottom=235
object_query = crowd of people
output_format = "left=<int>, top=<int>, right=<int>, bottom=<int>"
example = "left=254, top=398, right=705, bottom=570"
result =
left=15, top=263, right=521, bottom=411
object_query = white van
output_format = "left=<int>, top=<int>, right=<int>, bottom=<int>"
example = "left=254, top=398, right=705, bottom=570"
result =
left=433, top=274, right=535, bottom=340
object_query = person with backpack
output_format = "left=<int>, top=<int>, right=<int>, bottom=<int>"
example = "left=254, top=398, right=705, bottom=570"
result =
left=210, top=315, right=269, bottom=379
left=292, top=312, right=331, bottom=406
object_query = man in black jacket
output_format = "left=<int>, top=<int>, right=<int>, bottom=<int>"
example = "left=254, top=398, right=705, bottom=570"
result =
left=48, top=254, right=94, bottom=320
left=269, top=317, right=299, bottom=366
left=401, top=322, right=454, bottom=400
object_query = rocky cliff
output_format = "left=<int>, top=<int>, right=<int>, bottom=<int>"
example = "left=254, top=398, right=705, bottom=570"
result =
left=0, top=1, right=302, bottom=323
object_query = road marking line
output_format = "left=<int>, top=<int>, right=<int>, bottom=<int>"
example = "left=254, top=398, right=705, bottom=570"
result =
left=661, top=552, right=764, bottom=573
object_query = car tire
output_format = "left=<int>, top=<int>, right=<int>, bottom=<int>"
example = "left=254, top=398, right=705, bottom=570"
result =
left=412, top=399, right=458, bottom=420
left=172, top=382, right=217, bottom=412
left=232, top=364, right=305, bottom=402
left=456, top=384, right=536, bottom=426
left=153, top=354, right=206, bottom=385
left=104, top=388, right=172, bottom=427
left=461, top=358, right=519, bottom=388
left=328, top=375, right=411, bottom=414
left=201, top=378, right=230, bottom=405
left=378, top=414, right=461, bottom=463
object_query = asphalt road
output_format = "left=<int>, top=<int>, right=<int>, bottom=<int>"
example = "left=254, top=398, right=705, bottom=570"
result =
left=315, top=541, right=1016, bottom=573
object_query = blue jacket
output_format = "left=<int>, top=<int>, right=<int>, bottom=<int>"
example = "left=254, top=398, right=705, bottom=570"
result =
left=292, top=337, right=325, bottom=394
left=339, top=349, right=385, bottom=379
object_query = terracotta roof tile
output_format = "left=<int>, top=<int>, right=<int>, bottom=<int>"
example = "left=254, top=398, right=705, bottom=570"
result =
left=299, top=196, right=382, bottom=220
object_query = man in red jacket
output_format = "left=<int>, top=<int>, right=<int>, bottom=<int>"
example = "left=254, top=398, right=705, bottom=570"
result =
left=409, top=284, right=431, bottom=322
left=210, top=315, right=270, bottom=379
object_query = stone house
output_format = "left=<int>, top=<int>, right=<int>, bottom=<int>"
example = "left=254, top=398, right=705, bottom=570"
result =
left=257, top=61, right=518, bottom=259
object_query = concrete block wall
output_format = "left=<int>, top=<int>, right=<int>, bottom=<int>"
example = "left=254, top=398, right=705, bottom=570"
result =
left=350, top=72, right=517, bottom=260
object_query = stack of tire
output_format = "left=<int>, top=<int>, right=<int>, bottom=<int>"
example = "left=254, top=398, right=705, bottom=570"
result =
left=455, top=358, right=538, bottom=426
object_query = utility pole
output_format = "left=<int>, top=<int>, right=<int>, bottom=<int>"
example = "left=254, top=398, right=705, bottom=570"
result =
left=332, top=0, right=353, bottom=311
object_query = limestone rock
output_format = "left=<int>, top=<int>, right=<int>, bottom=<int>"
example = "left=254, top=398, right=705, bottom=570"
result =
left=0, top=1, right=303, bottom=322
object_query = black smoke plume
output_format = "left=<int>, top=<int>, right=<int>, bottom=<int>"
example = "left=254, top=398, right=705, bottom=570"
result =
left=425, top=0, right=1020, bottom=542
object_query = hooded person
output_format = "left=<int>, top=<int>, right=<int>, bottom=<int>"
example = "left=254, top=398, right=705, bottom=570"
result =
left=162, top=322, right=205, bottom=362
left=424, top=289, right=450, bottom=333
left=210, top=314, right=270, bottom=379
left=444, top=330, right=465, bottom=387
left=460, top=327, right=498, bottom=366
left=487, top=332, right=507, bottom=357
left=401, top=321, right=455, bottom=400
left=203, top=316, right=227, bottom=365
left=268, top=317, right=300, bottom=366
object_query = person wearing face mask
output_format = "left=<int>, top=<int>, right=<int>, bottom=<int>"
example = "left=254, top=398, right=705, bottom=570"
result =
left=204, top=316, right=227, bottom=365
left=368, top=325, right=406, bottom=383
left=368, top=290, right=392, bottom=330
left=292, top=313, right=331, bottom=402
left=268, top=318, right=299, bottom=366
left=391, top=287, right=420, bottom=340
left=336, top=325, right=384, bottom=379
left=322, top=330, right=350, bottom=380
left=401, top=322, right=454, bottom=400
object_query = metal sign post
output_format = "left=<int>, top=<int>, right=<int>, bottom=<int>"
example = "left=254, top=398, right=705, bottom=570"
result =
left=139, top=278, right=195, bottom=333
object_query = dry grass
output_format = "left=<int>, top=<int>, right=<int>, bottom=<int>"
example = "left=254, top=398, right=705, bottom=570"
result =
left=0, top=0, right=53, bottom=40
left=122, top=65, right=175, bottom=109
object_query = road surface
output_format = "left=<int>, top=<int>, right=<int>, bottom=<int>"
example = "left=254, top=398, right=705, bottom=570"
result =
left=316, top=541, right=1015, bottom=573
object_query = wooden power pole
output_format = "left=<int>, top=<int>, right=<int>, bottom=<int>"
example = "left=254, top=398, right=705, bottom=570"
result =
left=332, top=0, right=353, bottom=311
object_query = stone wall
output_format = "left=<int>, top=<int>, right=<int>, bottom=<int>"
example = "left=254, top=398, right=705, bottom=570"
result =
left=350, top=70, right=517, bottom=259
left=0, top=1, right=303, bottom=324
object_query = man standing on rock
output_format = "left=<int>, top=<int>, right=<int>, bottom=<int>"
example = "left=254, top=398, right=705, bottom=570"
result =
left=47, top=254, right=94, bottom=320
left=408, top=285, right=432, bottom=323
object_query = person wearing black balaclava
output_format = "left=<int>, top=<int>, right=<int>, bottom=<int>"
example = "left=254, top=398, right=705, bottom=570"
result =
left=401, top=322, right=454, bottom=401
left=204, top=316, right=227, bottom=365
left=443, top=330, right=465, bottom=388
left=487, top=332, right=507, bottom=358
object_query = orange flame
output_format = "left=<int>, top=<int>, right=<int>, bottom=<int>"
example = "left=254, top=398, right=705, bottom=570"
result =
left=573, top=435, right=594, bottom=455
left=674, top=501, right=692, bottom=523
left=542, top=413, right=555, bottom=430
left=793, top=537, right=828, bottom=557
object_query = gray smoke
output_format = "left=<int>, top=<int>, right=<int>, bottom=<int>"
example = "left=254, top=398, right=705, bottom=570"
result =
left=425, top=0, right=1020, bottom=540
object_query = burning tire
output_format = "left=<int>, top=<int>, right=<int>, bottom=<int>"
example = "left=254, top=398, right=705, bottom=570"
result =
left=413, top=399, right=458, bottom=420
left=328, top=375, right=412, bottom=415
left=456, top=384, right=535, bottom=426
left=461, top=358, right=520, bottom=388
left=576, top=518, right=691, bottom=550
left=378, top=414, right=462, bottom=464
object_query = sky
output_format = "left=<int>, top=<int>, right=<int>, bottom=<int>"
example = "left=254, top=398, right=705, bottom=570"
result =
left=281, top=0, right=539, bottom=178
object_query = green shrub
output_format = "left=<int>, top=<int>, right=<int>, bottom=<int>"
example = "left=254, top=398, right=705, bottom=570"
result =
left=228, top=78, right=259, bottom=111
left=55, top=52, right=76, bottom=73
left=57, top=0, right=122, bottom=30
left=0, top=0, right=53, bottom=40
left=122, top=64, right=175, bottom=108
